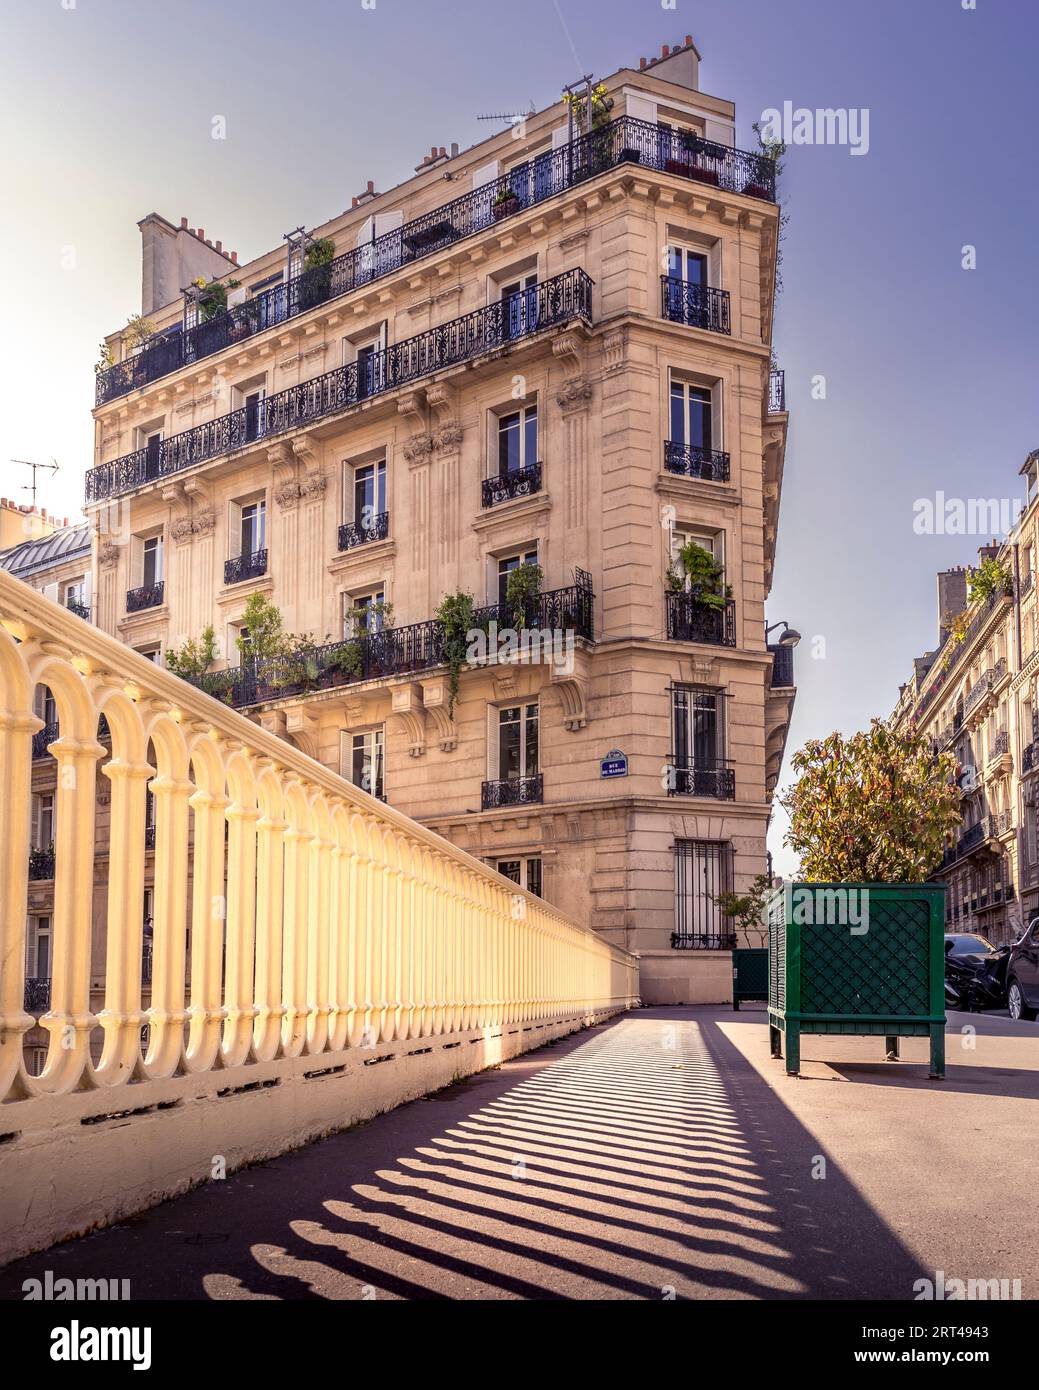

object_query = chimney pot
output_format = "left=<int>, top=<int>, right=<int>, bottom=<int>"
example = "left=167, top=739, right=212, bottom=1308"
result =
left=180, top=216, right=188, bottom=228
left=367, top=180, right=374, bottom=193
left=451, top=142, right=459, bottom=157
left=639, top=56, right=646, bottom=69
left=685, top=34, right=692, bottom=45
left=197, top=227, right=204, bottom=240
left=231, top=251, right=238, bottom=263
left=431, top=146, right=437, bottom=157
left=215, top=240, right=222, bottom=252
left=438, top=146, right=446, bottom=157
left=662, top=44, right=669, bottom=57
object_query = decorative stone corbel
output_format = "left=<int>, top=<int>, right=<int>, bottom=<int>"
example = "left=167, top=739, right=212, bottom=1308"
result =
left=397, top=391, right=424, bottom=422
left=549, top=645, right=592, bottom=731
left=426, top=384, right=462, bottom=452
left=268, top=442, right=301, bottom=508
left=602, top=326, right=628, bottom=377
left=556, top=377, right=593, bottom=412
left=98, top=541, right=119, bottom=570
left=389, top=682, right=427, bottom=758
left=419, top=676, right=457, bottom=752
left=552, top=331, right=582, bottom=375
left=402, top=432, right=436, bottom=464
left=284, top=708, right=321, bottom=760
left=292, top=434, right=320, bottom=471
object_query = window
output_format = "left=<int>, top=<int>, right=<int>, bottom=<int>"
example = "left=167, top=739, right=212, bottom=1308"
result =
left=63, top=578, right=86, bottom=609
left=496, top=857, right=543, bottom=897
left=673, top=841, right=734, bottom=950
left=141, top=535, right=163, bottom=588
left=353, top=459, right=387, bottom=528
left=496, top=548, right=538, bottom=604
left=136, top=421, right=163, bottom=480
left=34, top=686, right=56, bottom=727
left=499, top=271, right=538, bottom=340
left=345, top=328, right=386, bottom=398
left=350, top=729, right=385, bottom=801
left=239, top=499, right=266, bottom=557
left=26, top=914, right=51, bottom=980
left=346, top=588, right=386, bottom=637
left=497, top=405, right=538, bottom=475
left=667, top=244, right=708, bottom=286
left=670, top=686, right=729, bottom=796
left=670, top=379, right=714, bottom=455
left=142, top=888, right=154, bottom=983
left=32, top=792, right=54, bottom=850
left=243, top=388, right=266, bottom=442
left=496, top=703, right=538, bottom=781
left=135, top=645, right=161, bottom=663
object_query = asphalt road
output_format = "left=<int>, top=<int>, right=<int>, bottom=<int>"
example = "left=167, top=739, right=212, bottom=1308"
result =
left=1, top=1007, right=1036, bottom=1300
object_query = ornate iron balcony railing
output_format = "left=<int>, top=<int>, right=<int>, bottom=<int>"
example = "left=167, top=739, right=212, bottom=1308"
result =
left=481, top=773, right=544, bottom=811
left=87, top=269, right=593, bottom=504
left=189, top=581, right=595, bottom=709
left=769, top=369, right=786, bottom=413
left=988, top=810, right=1012, bottom=838
left=126, top=581, right=164, bottom=612
left=223, top=548, right=268, bottom=586
left=482, top=463, right=543, bottom=507
left=670, top=931, right=738, bottom=951
left=24, top=977, right=51, bottom=1013
left=663, top=441, right=730, bottom=482
left=95, top=117, right=773, bottom=406
left=666, top=758, right=736, bottom=800
left=29, top=844, right=55, bottom=880
left=665, top=592, right=736, bottom=647
left=31, top=720, right=58, bottom=759
left=65, top=597, right=90, bottom=620
left=144, top=823, right=156, bottom=850
left=338, top=513, right=390, bottom=550
left=768, top=643, right=795, bottom=688
left=1024, top=742, right=1035, bottom=773
left=660, top=277, right=731, bottom=333
left=988, top=729, right=1010, bottom=761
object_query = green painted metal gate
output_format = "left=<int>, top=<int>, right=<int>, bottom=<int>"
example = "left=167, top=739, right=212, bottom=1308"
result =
left=732, top=948, right=768, bottom=1009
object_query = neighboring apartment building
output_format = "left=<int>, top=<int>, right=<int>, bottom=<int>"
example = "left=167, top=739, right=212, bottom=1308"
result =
left=891, top=450, right=1039, bottom=945
left=81, top=36, right=795, bottom=1003
left=0, top=519, right=99, bottom=1072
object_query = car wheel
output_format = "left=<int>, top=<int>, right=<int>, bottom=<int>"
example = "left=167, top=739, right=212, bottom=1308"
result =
left=1007, top=978, right=1038, bottom=1022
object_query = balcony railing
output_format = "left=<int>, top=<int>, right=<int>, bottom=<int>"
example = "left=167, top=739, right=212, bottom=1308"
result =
left=95, top=117, right=774, bottom=406
left=666, top=758, right=736, bottom=800
left=988, top=729, right=1010, bottom=763
left=914, top=586, right=1013, bottom=721
left=189, top=581, right=595, bottom=709
left=24, top=977, right=51, bottom=1013
left=769, top=369, right=786, bottom=413
left=126, top=581, right=164, bottom=613
left=28, top=844, right=55, bottom=880
left=670, top=931, right=738, bottom=951
left=663, top=441, right=730, bottom=483
left=65, top=597, right=90, bottom=620
left=338, top=513, right=390, bottom=550
left=482, top=463, right=542, bottom=508
left=768, top=643, right=795, bottom=688
left=31, top=720, right=58, bottom=759
left=660, top=277, right=731, bottom=333
left=665, top=592, right=736, bottom=647
left=87, top=269, right=593, bottom=504
left=145, top=823, right=156, bottom=850
left=223, top=548, right=268, bottom=586
left=988, top=810, right=1013, bottom=838
left=481, top=774, right=544, bottom=811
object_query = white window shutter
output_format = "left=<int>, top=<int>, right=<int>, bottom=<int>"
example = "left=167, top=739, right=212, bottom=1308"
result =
left=42, top=582, right=59, bottom=605
left=472, top=160, right=500, bottom=190
left=81, top=571, right=92, bottom=608
left=626, top=94, right=656, bottom=124
left=355, top=215, right=375, bottom=247
left=552, top=124, right=571, bottom=150
left=374, top=211, right=403, bottom=237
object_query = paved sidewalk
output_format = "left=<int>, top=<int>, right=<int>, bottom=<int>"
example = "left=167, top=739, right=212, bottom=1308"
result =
left=1, top=1008, right=1035, bottom=1300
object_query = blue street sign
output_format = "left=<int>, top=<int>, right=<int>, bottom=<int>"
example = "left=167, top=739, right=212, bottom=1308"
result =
left=600, top=749, right=628, bottom=779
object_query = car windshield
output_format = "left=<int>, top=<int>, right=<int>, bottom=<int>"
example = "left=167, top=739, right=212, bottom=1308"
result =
left=946, top=934, right=995, bottom=956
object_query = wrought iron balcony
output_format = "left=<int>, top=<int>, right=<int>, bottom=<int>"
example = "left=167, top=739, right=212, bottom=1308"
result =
left=145, top=823, right=156, bottom=850
left=29, top=844, right=55, bottom=880
left=663, top=441, right=730, bottom=482
left=126, top=581, right=164, bottom=613
left=665, top=591, right=736, bottom=647
left=481, top=773, right=544, bottom=811
left=666, top=758, right=736, bottom=800
left=769, top=369, right=786, bottom=413
left=482, top=463, right=542, bottom=508
left=24, top=977, right=51, bottom=1013
left=988, top=729, right=1010, bottom=763
left=31, top=720, right=58, bottom=759
left=87, top=269, right=593, bottom=504
left=338, top=513, right=390, bottom=550
left=987, top=810, right=1013, bottom=838
left=768, top=643, right=795, bottom=688
left=660, top=277, right=731, bottom=333
left=1024, top=742, right=1036, bottom=773
left=65, top=597, right=90, bottom=620
left=188, top=580, right=595, bottom=709
left=94, top=117, right=773, bottom=406
left=223, top=548, right=268, bottom=586
left=670, top=931, right=738, bottom=951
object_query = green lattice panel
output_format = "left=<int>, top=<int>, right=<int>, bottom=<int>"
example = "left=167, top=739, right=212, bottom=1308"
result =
left=800, top=898, right=931, bottom=1018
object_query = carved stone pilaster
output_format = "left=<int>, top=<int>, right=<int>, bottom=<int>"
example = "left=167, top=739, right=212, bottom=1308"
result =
left=98, top=541, right=119, bottom=570
left=403, top=432, right=436, bottom=465
left=555, top=378, right=593, bottom=412
left=602, top=326, right=628, bottom=376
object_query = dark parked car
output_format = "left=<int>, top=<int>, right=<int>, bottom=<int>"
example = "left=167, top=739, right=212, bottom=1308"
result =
left=944, top=932, right=1010, bottom=1012
left=1007, top=918, right=1039, bottom=1021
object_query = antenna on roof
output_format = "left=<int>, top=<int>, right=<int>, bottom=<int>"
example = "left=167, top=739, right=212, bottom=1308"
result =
left=476, top=101, right=536, bottom=126
left=10, top=458, right=59, bottom=511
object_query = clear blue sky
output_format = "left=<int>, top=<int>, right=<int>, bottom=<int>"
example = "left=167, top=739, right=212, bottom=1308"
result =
left=1, top=0, right=1036, bottom=871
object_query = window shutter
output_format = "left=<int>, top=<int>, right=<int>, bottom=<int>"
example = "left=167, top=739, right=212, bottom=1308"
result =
left=626, top=93, right=656, bottom=124
left=472, top=160, right=500, bottom=190
left=551, top=124, right=571, bottom=150
left=42, top=582, right=59, bottom=604
left=374, top=211, right=403, bottom=237
left=355, top=215, right=374, bottom=247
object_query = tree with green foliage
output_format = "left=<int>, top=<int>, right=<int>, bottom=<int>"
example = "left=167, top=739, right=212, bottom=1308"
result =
left=781, top=720, right=961, bottom=882
left=713, top=873, right=773, bottom=948
left=165, top=626, right=217, bottom=682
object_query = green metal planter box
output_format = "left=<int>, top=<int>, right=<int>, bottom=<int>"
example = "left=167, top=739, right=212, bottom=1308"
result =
left=732, top=948, right=768, bottom=1009
left=767, top=882, right=946, bottom=1078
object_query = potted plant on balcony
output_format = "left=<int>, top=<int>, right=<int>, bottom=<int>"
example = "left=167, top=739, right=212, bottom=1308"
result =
left=771, top=721, right=963, bottom=1077
left=124, top=314, right=156, bottom=354
left=492, top=187, right=522, bottom=221
left=505, top=561, right=543, bottom=629
left=435, top=589, right=476, bottom=718
left=667, top=541, right=729, bottom=610
left=325, top=639, right=363, bottom=686
left=967, top=556, right=1013, bottom=605
left=165, top=626, right=218, bottom=686
left=298, top=236, right=337, bottom=311
left=192, top=276, right=241, bottom=323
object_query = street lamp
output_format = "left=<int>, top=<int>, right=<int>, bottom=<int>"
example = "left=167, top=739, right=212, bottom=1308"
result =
left=765, top=620, right=801, bottom=648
